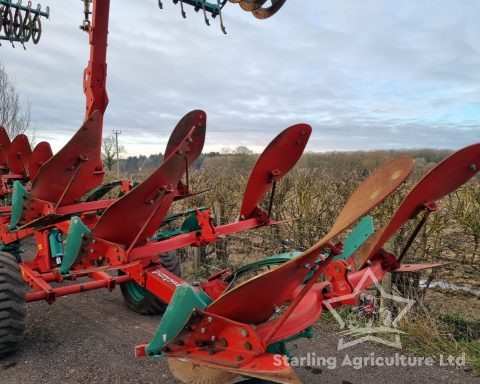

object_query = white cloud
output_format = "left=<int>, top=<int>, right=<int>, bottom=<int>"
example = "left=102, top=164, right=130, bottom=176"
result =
left=0, top=0, right=479, bottom=155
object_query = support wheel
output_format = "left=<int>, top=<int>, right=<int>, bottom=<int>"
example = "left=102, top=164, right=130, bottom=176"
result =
left=119, top=251, right=181, bottom=315
left=0, top=251, right=26, bottom=357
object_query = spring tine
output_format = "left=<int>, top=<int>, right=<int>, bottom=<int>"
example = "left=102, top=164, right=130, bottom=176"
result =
left=217, top=0, right=227, bottom=34
left=200, top=0, right=210, bottom=26
left=179, top=0, right=187, bottom=18
left=158, top=0, right=163, bottom=9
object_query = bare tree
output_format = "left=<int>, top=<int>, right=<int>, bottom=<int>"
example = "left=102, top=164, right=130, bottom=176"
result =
left=102, top=135, right=125, bottom=171
left=0, top=64, right=32, bottom=138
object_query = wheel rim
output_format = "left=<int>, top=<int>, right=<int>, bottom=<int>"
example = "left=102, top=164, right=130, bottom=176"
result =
left=123, top=280, right=148, bottom=302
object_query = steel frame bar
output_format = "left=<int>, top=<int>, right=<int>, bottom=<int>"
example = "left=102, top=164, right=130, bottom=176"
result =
left=128, top=217, right=269, bottom=260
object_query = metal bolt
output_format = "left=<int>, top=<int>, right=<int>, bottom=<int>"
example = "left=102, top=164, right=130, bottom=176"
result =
left=304, top=263, right=311, bottom=269
left=210, top=336, right=216, bottom=342
left=244, top=342, right=252, bottom=351
left=240, top=329, right=248, bottom=337
left=200, top=327, right=206, bottom=334
left=207, top=316, right=213, bottom=323
left=469, top=163, right=477, bottom=171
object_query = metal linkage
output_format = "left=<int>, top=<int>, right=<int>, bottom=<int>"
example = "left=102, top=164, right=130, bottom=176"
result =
left=229, top=0, right=287, bottom=19
left=0, top=0, right=49, bottom=48
left=160, top=0, right=228, bottom=34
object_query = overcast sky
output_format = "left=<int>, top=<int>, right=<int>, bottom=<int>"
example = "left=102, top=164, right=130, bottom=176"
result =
left=0, top=1, right=479, bottom=155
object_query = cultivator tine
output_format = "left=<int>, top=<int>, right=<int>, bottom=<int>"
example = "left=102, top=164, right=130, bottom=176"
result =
left=8, top=134, right=32, bottom=177
left=239, top=124, right=311, bottom=221
left=90, top=110, right=206, bottom=250
left=27, top=111, right=104, bottom=207
left=350, top=142, right=480, bottom=270
left=207, top=155, right=414, bottom=324
left=0, top=126, right=11, bottom=169
left=28, top=141, right=53, bottom=182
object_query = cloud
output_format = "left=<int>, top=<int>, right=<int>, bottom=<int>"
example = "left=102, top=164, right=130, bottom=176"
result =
left=0, top=0, right=479, bottom=155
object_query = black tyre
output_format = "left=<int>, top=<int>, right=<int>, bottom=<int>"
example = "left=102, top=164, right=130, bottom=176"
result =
left=0, top=251, right=26, bottom=357
left=119, top=251, right=181, bottom=315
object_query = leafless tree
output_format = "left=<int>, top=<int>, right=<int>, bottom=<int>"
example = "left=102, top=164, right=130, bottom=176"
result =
left=102, top=135, right=125, bottom=171
left=0, top=64, right=32, bottom=138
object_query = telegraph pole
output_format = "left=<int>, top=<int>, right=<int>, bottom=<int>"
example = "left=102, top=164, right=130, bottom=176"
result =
left=113, top=130, right=121, bottom=178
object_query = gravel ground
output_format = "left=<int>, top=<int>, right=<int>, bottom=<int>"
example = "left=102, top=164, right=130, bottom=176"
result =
left=0, top=241, right=478, bottom=383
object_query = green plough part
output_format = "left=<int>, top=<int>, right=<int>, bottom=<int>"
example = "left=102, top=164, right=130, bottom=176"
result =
left=59, top=216, right=91, bottom=276
left=333, top=215, right=374, bottom=261
left=145, top=284, right=212, bottom=357
left=85, top=180, right=126, bottom=202
left=153, top=207, right=206, bottom=240
left=10, top=181, right=29, bottom=230
left=146, top=216, right=375, bottom=359
left=226, top=216, right=374, bottom=286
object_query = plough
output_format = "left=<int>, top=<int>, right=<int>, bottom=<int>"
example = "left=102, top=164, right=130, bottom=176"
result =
left=0, top=1, right=478, bottom=384
left=0, top=126, right=53, bottom=199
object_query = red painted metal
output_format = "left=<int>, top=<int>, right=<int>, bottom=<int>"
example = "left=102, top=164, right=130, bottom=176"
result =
left=351, top=142, right=480, bottom=270
left=325, top=259, right=354, bottom=297
left=29, top=141, right=53, bottom=181
left=201, top=269, right=231, bottom=299
left=164, top=110, right=206, bottom=166
left=7, top=134, right=32, bottom=177
left=91, top=116, right=204, bottom=249
left=83, top=0, right=110, bottom=122
left=206, top=156, right=414, bottom=324
left=25, top=273, right=132, bottom=303
left=392, top=262, right=447, bottom=272
left=18, top=199, right=114, bottom=230
left=239, top=124, right=311, bottom=220
left=0, top=126, right=11, bottom=168
left=128, top=217, right=266, bottom=260
left=165, top=110, right=207, bottom=197
left=160, top=310, right=265, bottom=367
left=144, top=265, right=186, bottom=304
left=256, top=283, right=326, bottom=344
left=27, top=111, right=104, bottom=207
left=206, top=244, right=333, bottom=324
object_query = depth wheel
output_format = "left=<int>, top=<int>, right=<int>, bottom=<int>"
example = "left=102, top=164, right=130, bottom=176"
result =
left=0, top=251, right=26, bottom=357
left=119, top=251, right=181, bottom=315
